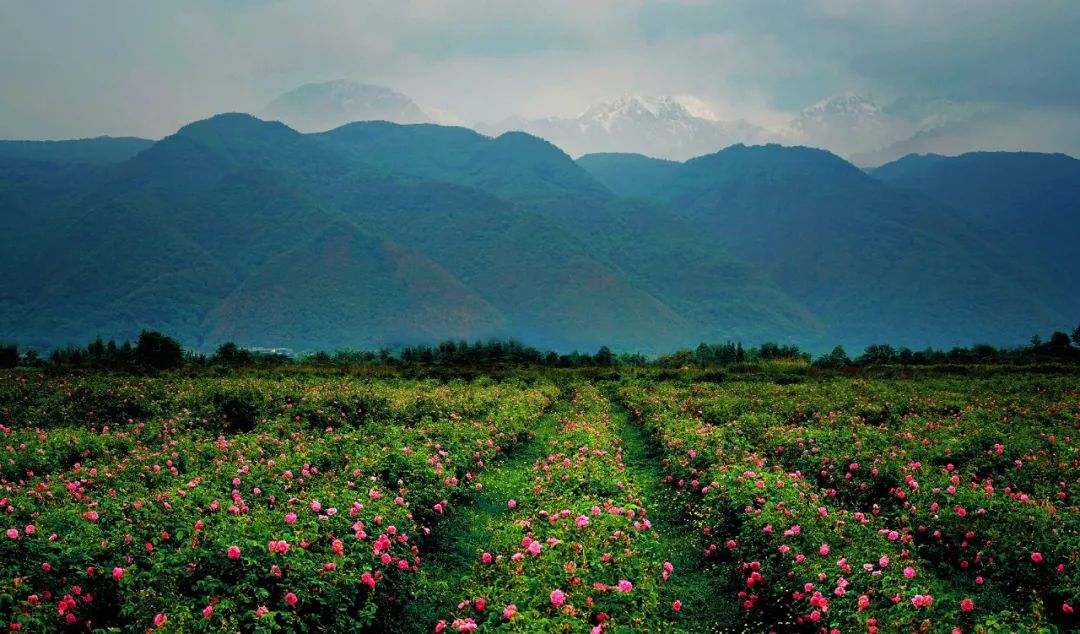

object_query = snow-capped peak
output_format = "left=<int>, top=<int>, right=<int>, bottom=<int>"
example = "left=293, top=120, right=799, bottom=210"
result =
left=799, top=93, right=882, bottom=120
left=671, top=95, right=721, bottom=121
left=782, top=92, right=913, bottom=157
left=579, top=95, right=714, bottom=131
left=482, top=94, right=768, bottom=160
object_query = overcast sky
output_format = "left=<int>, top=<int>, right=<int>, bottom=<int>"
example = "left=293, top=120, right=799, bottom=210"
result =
left=1, top=0, right=1078, bottom=139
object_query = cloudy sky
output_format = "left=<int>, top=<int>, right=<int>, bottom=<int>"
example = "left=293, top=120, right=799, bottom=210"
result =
left=1, top=0, right=1078, bottom=141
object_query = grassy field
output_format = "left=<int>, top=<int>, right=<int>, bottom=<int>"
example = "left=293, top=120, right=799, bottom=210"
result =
left=0, top=368, right=1078, bottom=632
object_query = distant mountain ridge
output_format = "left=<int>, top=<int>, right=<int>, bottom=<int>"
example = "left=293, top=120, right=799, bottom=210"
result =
left=480, top=92, right=1079, bottom=164
left=262, top=80, right=430, bottom=132
left=778, top=93, right=914, bottom=158
left=479, top=95, right=771, bottom=161
left=0, top=115, right=1074, bottom=354
left=256, top=82, right=1078, bottom=163
left=0, top=137, right=153, bottom=164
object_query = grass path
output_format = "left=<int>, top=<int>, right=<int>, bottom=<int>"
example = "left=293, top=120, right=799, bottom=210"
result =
left=393, top=387, right=739, bottom=632
left=392, top=407, right=564, bottom=631
left=608, top=392, right=741, bottom=632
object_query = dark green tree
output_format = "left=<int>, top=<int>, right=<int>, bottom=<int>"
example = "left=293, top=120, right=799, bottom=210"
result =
left=1049, top=331, right=1072, bottom=351
left=135, top=330, right=183, bottom=370
left=859, top=344, right=898, bottom=366
left=814, top=345, right=851, bottom=368
left=0, top=343, right=17, bottom=368
left=213, top=342, right=251, bottom=366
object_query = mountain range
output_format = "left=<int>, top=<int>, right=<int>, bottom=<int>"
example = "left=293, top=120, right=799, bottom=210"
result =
left=477, top=95, right=773, bottom=162
left=479, top=91, right=1080, bottom=165
left=258, top=82, right=944, bottom=161
left=168, top=80, right=1078, bottom=164
left=479, top=93, right=961, bottom=162
left=0, top=113, right=1076, bottom=354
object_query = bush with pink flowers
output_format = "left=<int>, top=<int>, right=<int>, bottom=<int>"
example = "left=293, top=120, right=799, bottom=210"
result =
left=437, top=384, right=684, bottom=632
left=619, top=375, right=1080, bottom=632
left=0, top=373, right=555, bottom=631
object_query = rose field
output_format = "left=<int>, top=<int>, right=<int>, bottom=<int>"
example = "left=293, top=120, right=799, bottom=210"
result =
left=1, top=369, right=1079, bottom=632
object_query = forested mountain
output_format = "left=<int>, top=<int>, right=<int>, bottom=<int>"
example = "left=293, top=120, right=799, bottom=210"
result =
left=0, top=117, right=1072, bottom=353
left=872, top=151, right=1080, bottom=319
left=579, top=145, right=1067, bottom=349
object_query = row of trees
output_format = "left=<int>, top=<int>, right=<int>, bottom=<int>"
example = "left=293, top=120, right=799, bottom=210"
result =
left=1, top=331, right=187, bottom=371
left=814, top=327, right=1080, bottom=368
left=3, top=325, right=1079, bottom=372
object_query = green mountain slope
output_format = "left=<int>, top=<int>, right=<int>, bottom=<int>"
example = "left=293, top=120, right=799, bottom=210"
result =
left=318, top=121, right=609, bottom=202
left=320, top=122, right=822, bottom=348
left=575, top=153, right=681, bottom=199
left=0, top=116, right=706, bottom=352
left=872, top=151, right=1080, bottom=316
left=326, top=179, right=698, bottom=352
left=0, top=160, right=113, bottom=280
left=207, top=220, right=508, bottom=350
left=667, top=145, right=1064, bottom=348
left=2, top=197, right=236, bottom=348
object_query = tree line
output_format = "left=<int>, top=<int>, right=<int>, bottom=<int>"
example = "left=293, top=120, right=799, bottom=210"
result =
left=2, top=325, right=1079, bottom=372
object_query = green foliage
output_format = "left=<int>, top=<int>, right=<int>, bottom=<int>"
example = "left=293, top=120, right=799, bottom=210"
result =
left=135, top=330, right=184, bottom=370
left=0, top=373, right=557, bottom=632
left=814, top=345, right=852, bottom=368
left=25, top=325, right=1080, bottom=374
left=4, top=369, right=1080, bottom=631
left=617, top=373, right=1080, bottom=632
left=0, top=343, right=16, bottom=368
left=212, top=342, right=251, bottom=366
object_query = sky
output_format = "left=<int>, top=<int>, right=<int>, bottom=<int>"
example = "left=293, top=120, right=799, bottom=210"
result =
left=1, top=0, right=1078, bottom=142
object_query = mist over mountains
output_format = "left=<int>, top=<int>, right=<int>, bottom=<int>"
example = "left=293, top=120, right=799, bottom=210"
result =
left=250, top=80, right=1080, bottom=164
left=262, top=81, right=431, bottom=132
left=476, top=90, right=1080, bottom=164
left=1, top=103, right=1076, bottom=355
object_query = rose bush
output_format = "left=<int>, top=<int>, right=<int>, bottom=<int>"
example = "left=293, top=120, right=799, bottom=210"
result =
left=0, top=373, right=555, bottom=631
left=619, top=375, right=1080, bottom=632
